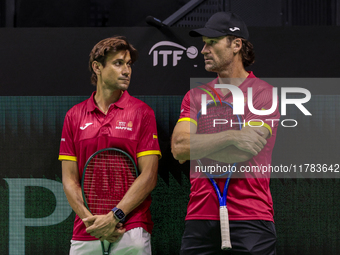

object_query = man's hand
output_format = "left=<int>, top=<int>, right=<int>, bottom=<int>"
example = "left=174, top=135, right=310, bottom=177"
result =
left=83, top=212, right=123, bottom=242
left=232, top=127, right=268, bottom=155
left=105, top=223, right=126, bottom=243
left=83, top=219, right=93, bottom=228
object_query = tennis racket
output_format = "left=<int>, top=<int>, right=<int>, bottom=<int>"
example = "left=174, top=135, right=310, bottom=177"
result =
left=81, top=148, right=139, bottom=255
left=196, top=95, right=242, bottom=250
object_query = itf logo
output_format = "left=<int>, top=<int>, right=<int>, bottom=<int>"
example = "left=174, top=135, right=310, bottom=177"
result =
left=149, top=41, right=198, bottom=66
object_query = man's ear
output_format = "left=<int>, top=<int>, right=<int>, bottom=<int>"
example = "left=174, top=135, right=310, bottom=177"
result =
left=233, top=38, right=242, bottom=54
left=92, top=61, right=101, bottom=74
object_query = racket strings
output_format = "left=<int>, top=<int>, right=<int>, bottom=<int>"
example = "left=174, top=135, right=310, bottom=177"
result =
left=83, top=151, right=137, bottom=215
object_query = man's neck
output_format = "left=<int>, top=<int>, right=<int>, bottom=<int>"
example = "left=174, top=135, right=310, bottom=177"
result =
left=94, top=86, right=123, bottom=115
left=216, top=64, right=249, bottom=96
left=218, top=65, right=249, bottom=81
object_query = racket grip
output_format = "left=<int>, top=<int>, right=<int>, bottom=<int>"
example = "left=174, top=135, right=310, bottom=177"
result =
left=220, top=206, right=232, bottom=250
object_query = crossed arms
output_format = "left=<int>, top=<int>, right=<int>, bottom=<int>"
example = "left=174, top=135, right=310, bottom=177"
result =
left=171, top=120, right=269, bottom=164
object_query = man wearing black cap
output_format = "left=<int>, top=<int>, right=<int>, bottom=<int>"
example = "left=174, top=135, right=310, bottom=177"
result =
left=171, top=12, right=279, bottom=255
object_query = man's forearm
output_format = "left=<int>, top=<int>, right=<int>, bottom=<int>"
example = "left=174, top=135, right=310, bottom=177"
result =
left=62, top=161, right=92, bottom=220
left=172, top=122, right=268, bottom=162
left=116, top=171, right=157, bottom=215
left=172, top=130, right=238, bottom=161
left=205, top=145, right=253, bottom=163
left=116, top=155, right=158, bottom=216
left=205, top=126, right=270, bottom=163
left=63, top=180, right=92, bottom=220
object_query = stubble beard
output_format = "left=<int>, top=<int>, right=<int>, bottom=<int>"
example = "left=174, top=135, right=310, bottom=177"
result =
left=109, top=80, right=130, bottom=91
left=205, top=61, right=221, bottom=73
left=204, top=60, right=218, bottom=72
left=118, top=83, right=129, bottom=91
left=205, top=57, right=232, bottom=74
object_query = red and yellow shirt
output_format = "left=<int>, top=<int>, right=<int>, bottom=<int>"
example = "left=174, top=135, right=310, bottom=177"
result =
left=178, top=72, right=280, bottom=222
left=59, top=91, right=161, bottom=240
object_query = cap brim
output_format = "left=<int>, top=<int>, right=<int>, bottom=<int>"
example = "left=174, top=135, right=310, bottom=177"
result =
left=189, top=27, right=226, bottom=38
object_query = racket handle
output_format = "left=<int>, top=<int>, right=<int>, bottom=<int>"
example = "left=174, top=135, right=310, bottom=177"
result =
left=220, top=206, right=232, bottom=250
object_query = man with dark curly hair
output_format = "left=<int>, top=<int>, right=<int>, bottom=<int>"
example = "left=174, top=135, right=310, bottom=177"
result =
left=172, top=12, right=279, bottom=255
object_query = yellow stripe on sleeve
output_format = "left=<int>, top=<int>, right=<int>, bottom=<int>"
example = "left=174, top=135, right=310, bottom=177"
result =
left=137, top=150, right=162, bottom=159
left=58, top=155, right=77, bottom=161
left=245, top=121, right=272, bottom=136
left=177, top=117, right=197, bottom=126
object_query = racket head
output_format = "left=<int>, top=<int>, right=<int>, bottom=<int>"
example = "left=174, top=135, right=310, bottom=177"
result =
left=81, top=148, right=138, bottom=215
left=196, top=100, right=242, bottom=178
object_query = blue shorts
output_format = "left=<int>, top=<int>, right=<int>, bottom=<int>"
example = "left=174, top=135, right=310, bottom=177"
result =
left=180, top=220, right=277, bottom=255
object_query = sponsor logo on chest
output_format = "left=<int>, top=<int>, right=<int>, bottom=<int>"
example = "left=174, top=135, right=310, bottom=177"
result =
left=115, top=120, right=133, bottom=131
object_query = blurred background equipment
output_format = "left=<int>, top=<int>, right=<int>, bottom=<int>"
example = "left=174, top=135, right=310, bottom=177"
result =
left=2, top=0, right=340, bottom=27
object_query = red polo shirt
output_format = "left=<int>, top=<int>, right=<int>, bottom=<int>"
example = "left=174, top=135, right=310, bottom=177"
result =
left=178, top=72, right=280, bottom=222
left=59, top=91, right=161, bottom=241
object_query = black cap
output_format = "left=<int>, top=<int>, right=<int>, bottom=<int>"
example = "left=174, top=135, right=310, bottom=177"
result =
left=189, top=12, right=249, bottom=40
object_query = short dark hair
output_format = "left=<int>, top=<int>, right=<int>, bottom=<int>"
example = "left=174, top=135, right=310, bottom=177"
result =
left=89, top=36, right=138, bottom=85
left=227, top=36, right=255, bottom=67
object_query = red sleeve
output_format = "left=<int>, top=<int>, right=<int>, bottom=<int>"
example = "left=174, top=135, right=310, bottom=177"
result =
left=136, top=107, right=161, bottom=158
left=58, top=111, right=77, bottom=161
left=178, top=90, right=199, bottom=126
